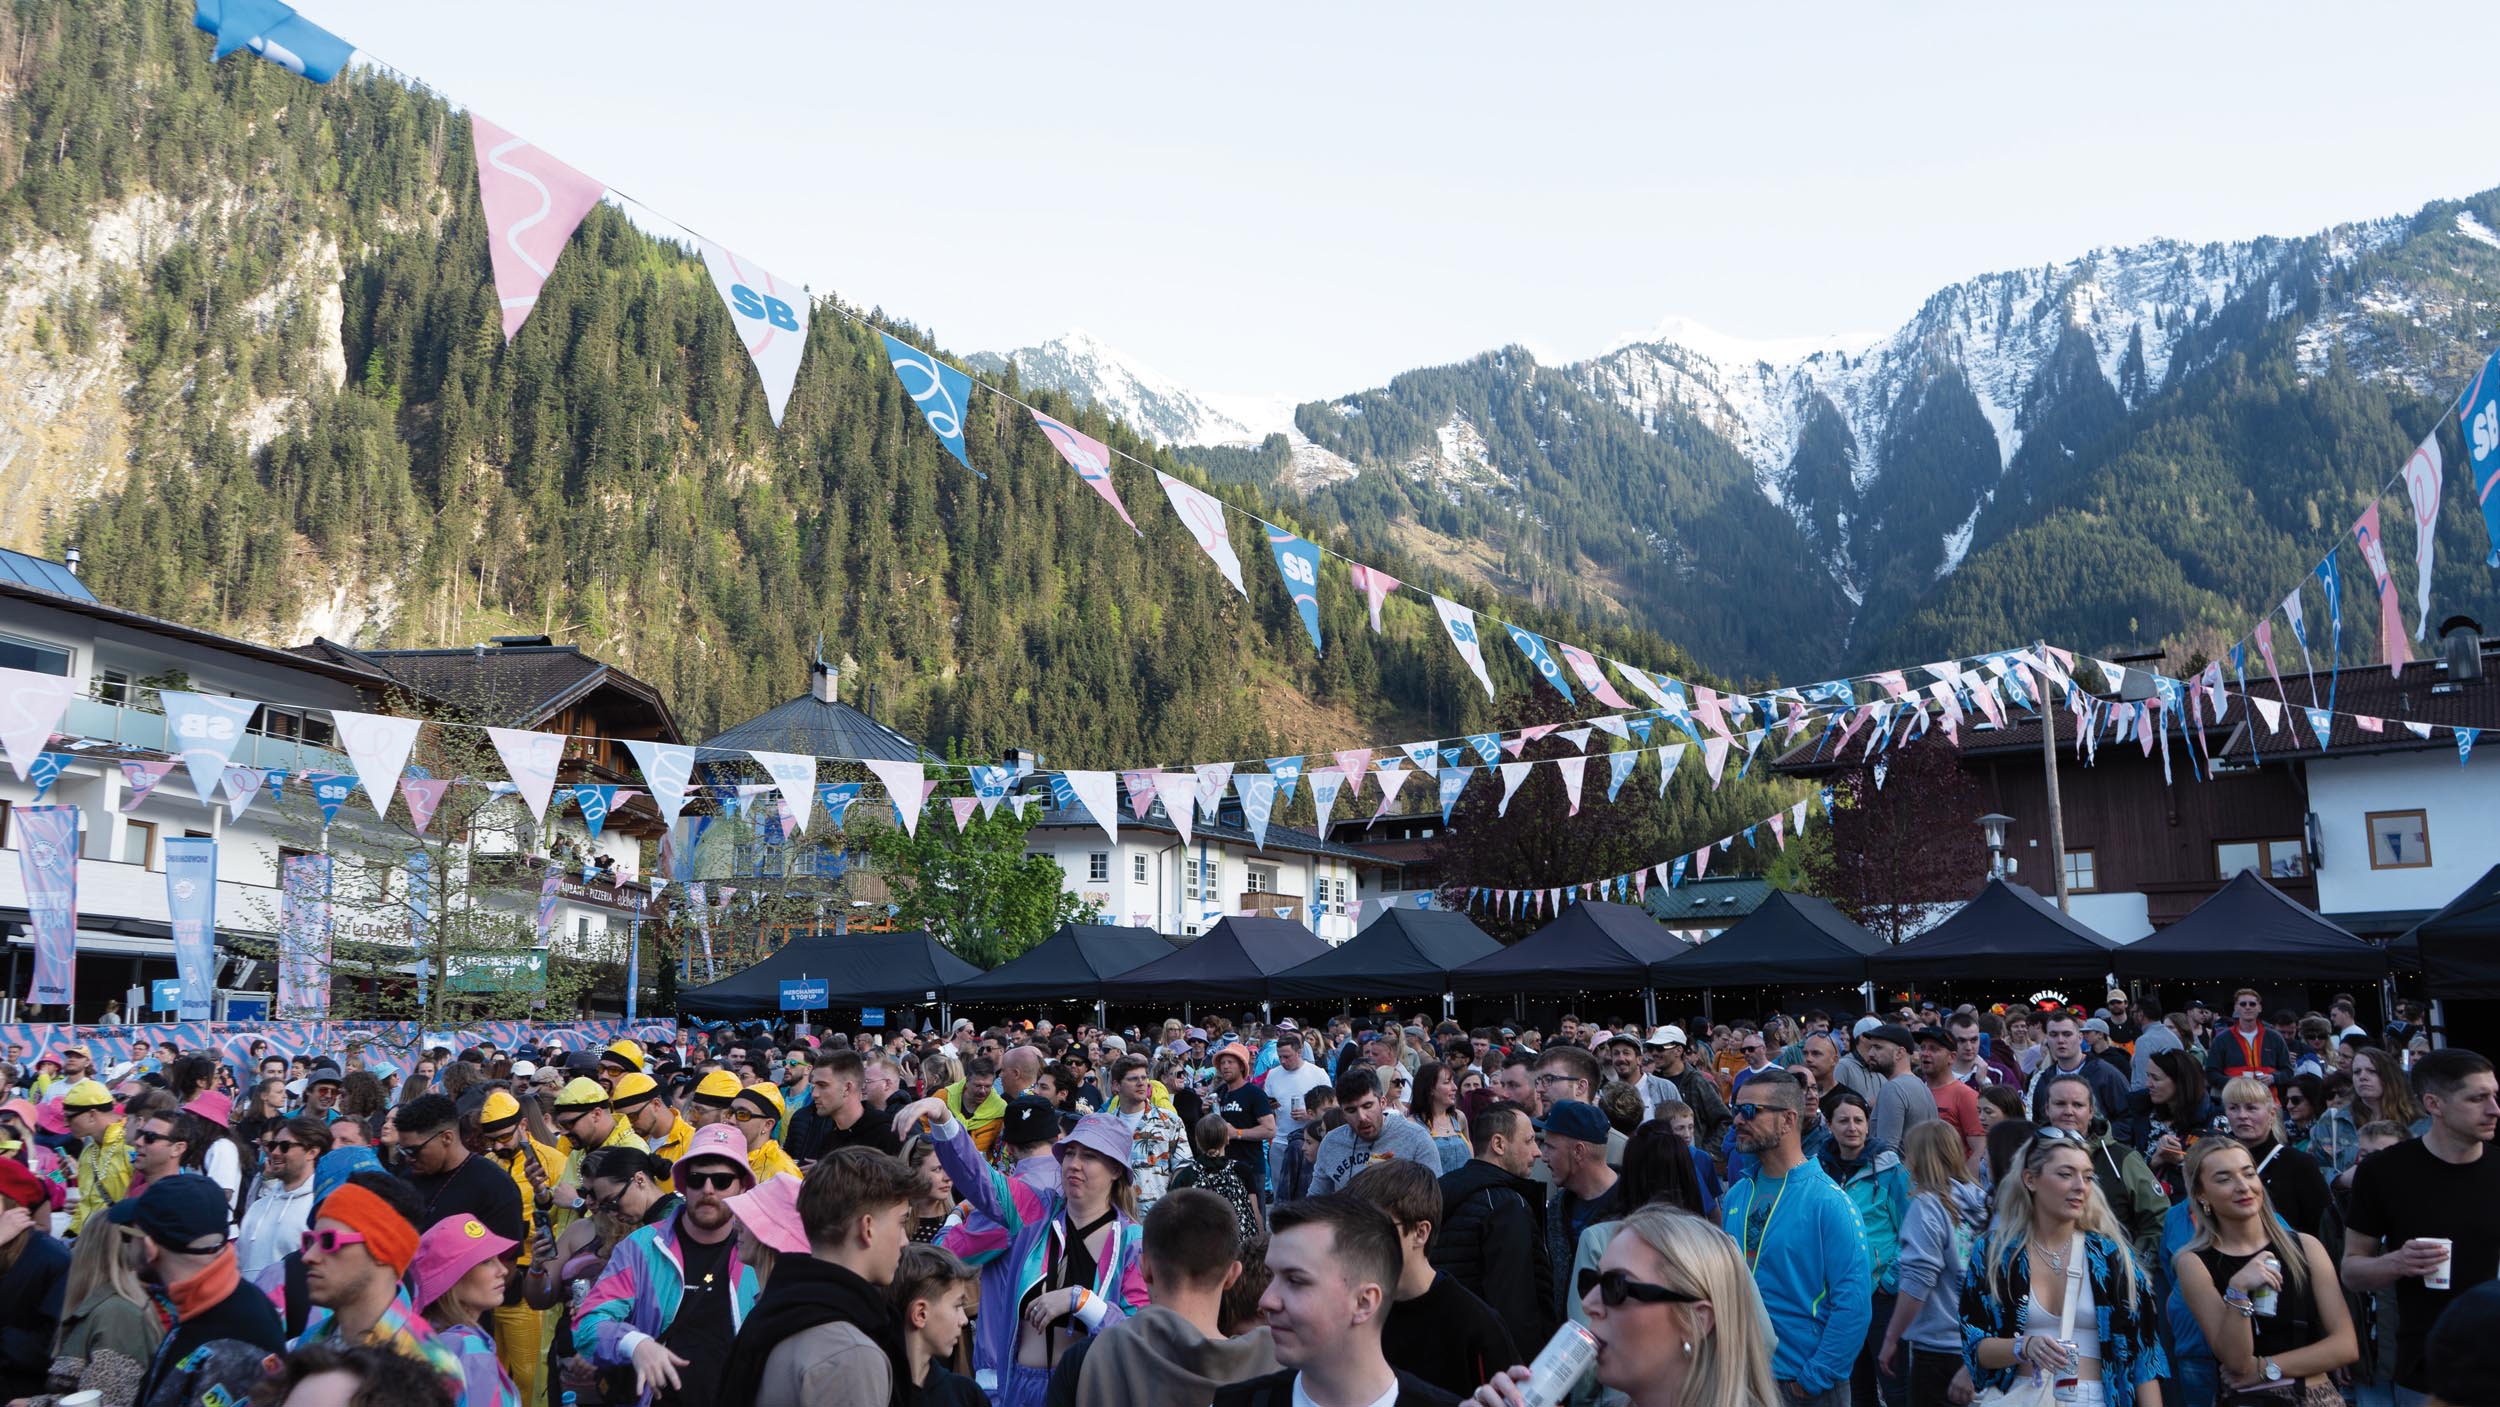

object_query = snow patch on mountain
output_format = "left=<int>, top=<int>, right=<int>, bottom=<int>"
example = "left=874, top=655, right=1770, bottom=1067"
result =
left=962, top=330, right=1298, bottom=447
left=2456, top=211, right=2500, bottom=252
left=1937, top=495, right=1988, bottom=580
left=1401, top=411, right=1513, bottom=506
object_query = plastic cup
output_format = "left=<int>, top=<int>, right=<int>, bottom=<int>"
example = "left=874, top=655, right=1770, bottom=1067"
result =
left=2423, top=1237, right=2454, bottom=1290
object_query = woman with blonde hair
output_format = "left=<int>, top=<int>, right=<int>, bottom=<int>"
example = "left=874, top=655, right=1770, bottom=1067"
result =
left=1962, top=1130, right=2166, bottom=1406
left=25, top=1211, right=161, bottom=1407
left=1880, top=1121, right=1986, bottom=1407
left=2171, top=1138, right=2354, bottom=1401
left=2216, top=1076, right=2329, bottom=1239
left=1469, top=1203, right=1778, bottom=1407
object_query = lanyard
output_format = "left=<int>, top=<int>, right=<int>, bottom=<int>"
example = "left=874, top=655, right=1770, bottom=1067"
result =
left=1739, top=1171, right=1792, bottom=1269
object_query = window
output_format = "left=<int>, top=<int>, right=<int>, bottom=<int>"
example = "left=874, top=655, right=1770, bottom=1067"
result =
left=1185, top=858, right=1204, bottom=901
left=1381, top=870, right=1401, bottom=893
left=0, top=634, right=70, bottom=676
left=1132, top=853, right=1148, bottom=884
left=0, top=799, right=11, bottom=849
left=1088, top=852, right=1110, bottom=883
left=125, top=818, right=158, bottom=869
left=2216, top=838, right=2307, bottom=880
left=577, top=916, right=592, bottom=942
left=2063, top=849, right=2098, bottom=894
left=97, top=668, right=132, bottom=704
left=2366, top=810, right=2432, bottom=869
left=1247, top=864, right=1278, bottom=894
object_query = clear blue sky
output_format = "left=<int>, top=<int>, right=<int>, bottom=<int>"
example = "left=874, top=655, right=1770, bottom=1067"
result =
left=322, top=1, right=2497, bottom=399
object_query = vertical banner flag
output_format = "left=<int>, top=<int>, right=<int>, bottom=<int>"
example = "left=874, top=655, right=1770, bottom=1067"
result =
left=17, top=805, right=77, bottom=1008
left=1556, top=643, right=1635, bottom=709
left=1237, top=773, right=1278, bottom=849
left=1438, top=766, right=1472, bottom=824
left=1432, top=596, right=1498, bottom=699
left=1266, top=527, right=1325, bottom=654
left=1308, top=768, right=1346, bottom=835
left=2352, top=505, right=2410, bottom=677
left=535, top=860, right=563, bottom=942
left=2400, top=435, right=2443, bottom=639
left=470, top=116, right=607, bottom=339
left=704, top=242, right=811, bottom=427
left=159, top=691, right=259, bottom=804
left=1155, top=472, right=1247, bottom=595
left=0, top=667, right=75, bottom=781
left=487, top=727, right=566, bottom=823
left=864, top=760, right=927, bottom=837
left=1505, top=626, right=1574, bottom=701
left=2463, top=349, right=2500, bottom=566
left=276, top=851, right=333, bottom=1017
left=1348, top=566, right=1400, bottom=632
left=878, top=331, right=975, bottom=472
left=621, top=740, right=697, bottom=828
left=1066, top=770, right=1119, bottom=845
left=329, top=710, right=423, bottom=820
left=163, top=835, right=216, bottom=1020
left=1030, top=409, right=1139, bottom=533
left=749, top=750, right=820, bottom=831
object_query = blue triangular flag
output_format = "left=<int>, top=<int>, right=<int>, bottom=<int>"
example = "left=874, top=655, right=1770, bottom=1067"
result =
left=1627, top=715, right=1654, bottom=743
left=1266, top=756, right=1304, bottom=805
left=572, top=784, right=618, bottom=841
left=2460, top=727, right=2480, bottom=766
left=1504, top=625, right=1574, bottom=701
left=1605, top=750, right=1638, bottom=802
left=878, top=332, right=979, bottom=475
left=1264, top=526, right=1325, bottom=655
left=1438, top=766, right=1473, bottom=824
left=1669, top=855, right=1688, bottom=888
left=1467, top=733, right=1501, bottom=766
left=302, top=770, right=356, bottom=826
left=2304, top=707, right=2334, bottom=750
left=28, top=751, right=66, bottom=801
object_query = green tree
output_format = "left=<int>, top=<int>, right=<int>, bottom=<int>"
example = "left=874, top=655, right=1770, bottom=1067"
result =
left=862, top=799, right=1094, bottom=969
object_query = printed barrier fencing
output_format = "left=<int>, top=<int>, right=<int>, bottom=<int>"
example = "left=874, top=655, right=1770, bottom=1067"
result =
left=0, top=1017, right=679, bottom=1073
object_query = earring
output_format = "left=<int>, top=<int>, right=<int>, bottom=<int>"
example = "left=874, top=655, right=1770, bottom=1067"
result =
left=1682, top=1342, right=1694, bottom=1356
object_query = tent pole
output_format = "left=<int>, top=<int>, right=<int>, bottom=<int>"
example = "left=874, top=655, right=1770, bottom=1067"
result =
left=1644, top=987, right=1657, bottom=1029
left=1095, top=998, right=1106, bottom=1029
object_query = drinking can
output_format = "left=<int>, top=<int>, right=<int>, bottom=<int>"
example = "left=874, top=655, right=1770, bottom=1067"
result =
left=2250, top=1255, right=2278, bottom=1316
left=1513, top=1323, right=1600, bottom=1407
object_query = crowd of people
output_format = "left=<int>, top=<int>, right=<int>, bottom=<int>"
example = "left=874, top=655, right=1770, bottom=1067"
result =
left=0, top=988, right=2486, bottom=1407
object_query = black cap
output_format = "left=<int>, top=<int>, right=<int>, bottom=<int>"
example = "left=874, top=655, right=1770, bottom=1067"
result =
left=1865, top=1023, right=1917, bottom=1050
left=1001, top=1096, right=1059, bottom=1150
left=305, top=1061, right=343, bottom=1087
left=106, top=1174, right=232, bottom=1250
left=1913, top=1025, right=1954, bottom=1049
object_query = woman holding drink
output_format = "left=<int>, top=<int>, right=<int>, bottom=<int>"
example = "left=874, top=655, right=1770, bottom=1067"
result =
left=2171, top=1138, right=2355, bottom=1399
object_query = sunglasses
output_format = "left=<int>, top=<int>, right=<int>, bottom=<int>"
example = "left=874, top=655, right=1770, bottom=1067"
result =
left=264, top=1139, right=306, bottom=1154
left=2034, top=1126, right=2088, bottom=1145
left=553, top=1111, right=587, bottom=1128
left=132, top=1129, right=177, bottom=1146
left=681, top=1170, right=745, bottom=1193
left=1579, top=1267, right=1701, bottom=1307
left=1731, top=1103, right=1789, bottom=1122
left=301, top=1228, right=368, bottom=1256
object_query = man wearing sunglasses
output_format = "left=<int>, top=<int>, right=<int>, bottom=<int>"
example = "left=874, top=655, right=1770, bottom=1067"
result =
left=398, top=1094, right=526, bottom=1251
left=237, top=1114, right=331, bottom=1279
left=1718, top=1072, right=1871, bottom=1407
left=293, top=1178, right=464, bottom=1393
left=116, top=1174, right=287, bottom=1407
left=576, top=1124, right=764, bottom=1407
left=553, top=1076, right=648, bottom=1212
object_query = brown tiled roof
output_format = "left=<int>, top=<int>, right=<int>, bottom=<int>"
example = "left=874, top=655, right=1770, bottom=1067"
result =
left=295, top=639, right=682, bottom=741
left=2214, top=645, right=2500, bottom=761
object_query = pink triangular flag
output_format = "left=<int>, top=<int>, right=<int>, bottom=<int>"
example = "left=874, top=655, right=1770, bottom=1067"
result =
left=1030, top=409, right=1140, bottom=533
left=1769, top=812, right=1786, bottom=846
left=1333, top=749, right=1374, bottom=790
left=401, top=777, right=454, bottom=834
left=1691, top=845, right=1711, bottom=879
left=951, top=796, right=980, bottom=830
left=1121, top=769, right=1160, bottom=821
left=1500, top=733, right=1530, bottom=758
left=1555, top=756, right=1586, bottom=815
left=1348, top=565, right=1401, bottom=633
left=2355, top=714, right=2384, bottom=733
left=121, top=758, right=178, bottom=808
left=471, top=116, right=608, bottom=340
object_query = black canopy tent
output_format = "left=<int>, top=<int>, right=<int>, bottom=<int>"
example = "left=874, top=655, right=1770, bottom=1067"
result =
left=1268, top=908, right=1503, bottom=1003
left=2390, top=864, right=2500, bottom=997
left=1648, top=889, right=1882, bottom=989
left=948, top=924, right=1182, bottom=1004
left=676, top=931, right=983, bottom=1018
left=1098, top=917, right=1332, bottom=1007
left=2115, top=871, right=2387, bottom=981
left=1448, top=901, right=1688, bottom=996
left=1866, top=878, right=2117, bottom=984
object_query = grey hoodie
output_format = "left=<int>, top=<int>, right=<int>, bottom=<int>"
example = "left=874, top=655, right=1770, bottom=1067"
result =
left=1308, top=1113, right=1442, bottom=1194
left=1892, top=1180, right=1990, bottom=1351
left=1074, top=1306, right=1277, bottom=1407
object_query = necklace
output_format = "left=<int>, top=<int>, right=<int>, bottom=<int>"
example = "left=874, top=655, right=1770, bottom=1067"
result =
left=2043, top=1242, right=2067, bottom=1273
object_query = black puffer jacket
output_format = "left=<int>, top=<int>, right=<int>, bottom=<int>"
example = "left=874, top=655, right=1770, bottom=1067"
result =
left=1430, top=1157, right=1552, bottom=1349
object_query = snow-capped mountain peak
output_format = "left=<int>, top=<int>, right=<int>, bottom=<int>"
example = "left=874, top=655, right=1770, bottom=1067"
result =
left=964, top=330, right=1297, bottom=448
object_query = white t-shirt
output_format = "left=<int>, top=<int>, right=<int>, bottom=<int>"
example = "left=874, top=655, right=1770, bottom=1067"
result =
left=1264, top=1061, right=1331, bottom=1133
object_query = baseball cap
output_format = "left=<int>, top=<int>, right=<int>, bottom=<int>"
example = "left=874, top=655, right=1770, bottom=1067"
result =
left=511, top=1060, right=538, bottom=1078
left=1852, top=1016, right=1884, bottom=1038
left=1601, top=1032, right=1641, bottom=1050
left=1536, top=1100, right=1609, bottom=1145
left=2081, top=1017, right=2111, bottom=1036
left=1646, top=1025, right=1687, bottom=1048
left=306, top=1061, right=343, bottom=1088
left=1000, top=1096, right=1060, bottom=1149
left=1864, top=1023, right=1916, bottom=1050
left=1913, top=1026, right=1954, bottom=1049
left=106, top=1173, right=231, bottom=1249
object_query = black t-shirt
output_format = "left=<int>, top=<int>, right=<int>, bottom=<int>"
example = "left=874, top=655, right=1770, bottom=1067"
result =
left=660, top=1231, right=737, bottom=1407
left=1217, top=1081, right=1277, bottom=1187
left=910, top=1364, right=990, bottom=1407
left=408, top=1150, right=527, bottom=1247
left=1380, top=1272, right=1521, bottom=1398
left=2346, top=1137, right=2500, bottom=1389
left=822, top=1103, right=902, bottom=1157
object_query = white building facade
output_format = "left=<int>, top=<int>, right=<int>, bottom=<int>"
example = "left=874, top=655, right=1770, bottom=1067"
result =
left=1024, top=803, right=1394, bottom=943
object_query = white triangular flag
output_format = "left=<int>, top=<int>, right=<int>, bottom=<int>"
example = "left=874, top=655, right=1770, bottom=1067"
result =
left=865, top=759, right=927, bottom=837
left=2251, top=696, right=2283, bottom=734
left=1066, top=770, right=1120, bottom=846
left=1556, top=756, right=1586, bottom=815
left=486, top=727, right=566, bottom=823
left=748, top=750, right=819, bottom=832
left=1656, top=744, right=1686, bottom=794
left=1152, top=770, right=1199, bottom=846
left=1497, top=760, right=1534, bottom=816
left=330, top=710, right=423, bottom=820
left=0, top=666, right=74, bottom=782
left=622, top=740, right=698, bottom=827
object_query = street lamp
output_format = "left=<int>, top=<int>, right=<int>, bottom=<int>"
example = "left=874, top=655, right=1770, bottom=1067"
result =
left=1976, top=813, right=2015, bottom=878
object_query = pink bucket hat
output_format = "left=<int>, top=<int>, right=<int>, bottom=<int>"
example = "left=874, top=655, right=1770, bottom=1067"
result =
left=1055, top=1113, right=1134, bottom=1177
left=184, top=1090, right=233, bottom=1129
left=725, top=1172, right=808, bottom=1255
left=410, top=1213, right=518, bottom=1314
left=674, top=1122, right=757, bottom=1192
